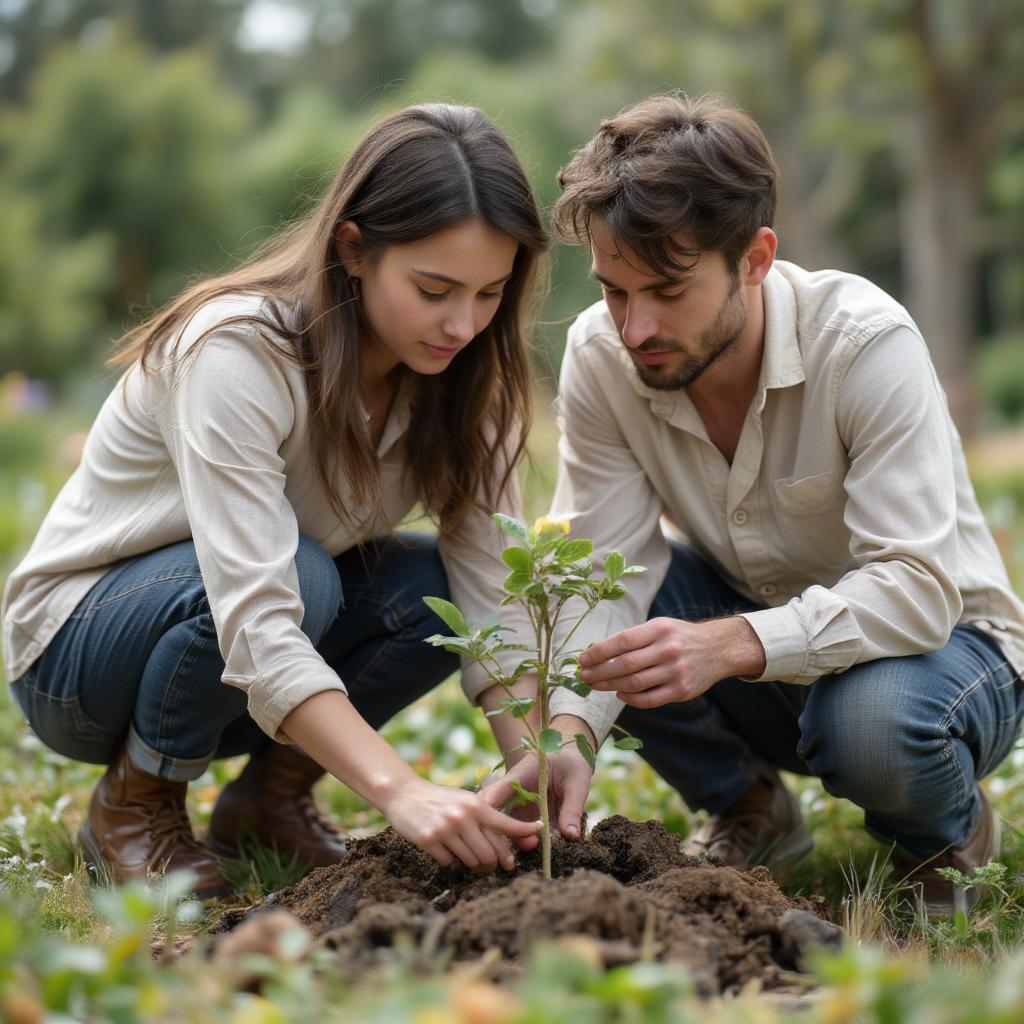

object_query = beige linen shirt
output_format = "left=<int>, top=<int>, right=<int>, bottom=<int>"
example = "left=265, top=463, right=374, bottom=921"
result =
left=548, top=261, right=1024, bottom=743
left=2, top=294, right=528, bottom=739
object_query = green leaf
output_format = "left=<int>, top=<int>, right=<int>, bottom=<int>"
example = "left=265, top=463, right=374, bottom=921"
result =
left=502, top=695, right=536, bottom=720
left=492, top=513, right=530, bottom=545
left=557, top=539, right=593, bottom=562
left=604, top=551, right=625, bottom=582
left=508, top=780, right=539, bottom=806
left=501, top=546, right=532, bottom=573
left=422, top=596, right=469, bottom=636
left=566, top=679, right=592, bottom=698
left=551, top=580, right=590, bottom=598
left=539, top=728, right=564, bottom=754
left=423, top=634, right=478, bottom=658
left=613, top=736, right=643, bottom=751
left=503, top=570, right=532, bottom=594
left=575, top=733, right=596, bottom=769
left=621, top=565, right=647, bottom=577
left=547, top=673, right=576, bottom=688
left=509, top=659, right=538, bottom=683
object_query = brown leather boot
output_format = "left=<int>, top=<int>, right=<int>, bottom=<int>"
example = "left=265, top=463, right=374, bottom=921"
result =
left=207, top=743, right=347, bottom=868
left=891, top=787, right=1001, bottom=919
left=79, top=746, right=232, bottom=899
left=682, top=769, right=813, bottom=870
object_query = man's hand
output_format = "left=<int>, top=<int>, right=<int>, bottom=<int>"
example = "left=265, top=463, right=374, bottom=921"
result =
left=577, top=615, right=766, bottom=708
left=479, top=714, right=595, bottom=842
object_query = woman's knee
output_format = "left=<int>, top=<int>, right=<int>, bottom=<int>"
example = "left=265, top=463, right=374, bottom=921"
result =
left=295, top=535, right=344, bottom=641
left=9, top=677, right=119, bottom=766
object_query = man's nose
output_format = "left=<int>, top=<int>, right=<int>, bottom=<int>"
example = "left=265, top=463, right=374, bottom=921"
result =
left=620, top=302, right=657, bottom=348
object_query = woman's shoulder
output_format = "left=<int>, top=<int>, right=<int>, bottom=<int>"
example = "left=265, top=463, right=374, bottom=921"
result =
left=148, top=291, right=298, bottom=375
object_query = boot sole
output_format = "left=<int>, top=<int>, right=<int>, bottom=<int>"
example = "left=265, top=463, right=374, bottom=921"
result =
left=79, top=825, right=117, bottom=887
left=79, top=824, right=234, bottom=900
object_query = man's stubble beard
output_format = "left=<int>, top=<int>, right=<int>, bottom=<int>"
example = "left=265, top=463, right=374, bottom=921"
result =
left=631, top=277, right=747, bottom=391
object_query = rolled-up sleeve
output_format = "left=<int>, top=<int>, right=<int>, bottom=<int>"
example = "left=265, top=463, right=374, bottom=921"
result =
left=741, top=326, right=963, bottom=683
left=154, top=332, right=347, bottom=739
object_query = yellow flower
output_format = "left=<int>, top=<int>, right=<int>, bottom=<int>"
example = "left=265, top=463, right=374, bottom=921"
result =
left=533, top=516, right=570, bottom=537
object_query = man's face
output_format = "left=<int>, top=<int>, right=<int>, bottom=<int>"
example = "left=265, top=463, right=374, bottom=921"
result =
left=589, top=219, right=748, bottom=391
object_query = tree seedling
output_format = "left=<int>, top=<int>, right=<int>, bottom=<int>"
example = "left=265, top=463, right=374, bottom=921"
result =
left=424, top=515, right=645, bottom=879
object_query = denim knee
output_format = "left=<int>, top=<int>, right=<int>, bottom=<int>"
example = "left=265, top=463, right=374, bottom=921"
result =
left=797, top=671, right=942, bottom=816
left=295, top=535, right=343, bottom=642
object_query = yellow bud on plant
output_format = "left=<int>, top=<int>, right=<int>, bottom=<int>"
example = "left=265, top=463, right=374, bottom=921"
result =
left=532, top=516, right=570, bottom=537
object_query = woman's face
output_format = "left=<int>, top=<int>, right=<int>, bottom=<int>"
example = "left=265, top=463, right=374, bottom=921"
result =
left=351, top=217, right=519, bottom=383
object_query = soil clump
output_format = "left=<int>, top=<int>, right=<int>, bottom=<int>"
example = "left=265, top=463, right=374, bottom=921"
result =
left=217, top=816, right=836, bottom=995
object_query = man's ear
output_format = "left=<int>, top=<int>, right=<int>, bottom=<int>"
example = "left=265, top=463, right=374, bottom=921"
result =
left=741, top=227, right=777, bottom=287
left=335, top=220, right=364, bottom=275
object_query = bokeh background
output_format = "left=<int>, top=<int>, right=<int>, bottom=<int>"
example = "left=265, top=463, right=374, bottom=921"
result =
left=0, top=0, right=1022, bottom=577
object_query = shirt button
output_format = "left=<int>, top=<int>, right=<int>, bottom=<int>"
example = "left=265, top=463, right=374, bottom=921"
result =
left=759, top=583, right=778, bottom=598
left=732, top=509, right=748, bottom=525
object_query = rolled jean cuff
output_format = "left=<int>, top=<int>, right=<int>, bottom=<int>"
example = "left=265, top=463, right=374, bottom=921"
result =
left=127, top=724, right=213, bottom=782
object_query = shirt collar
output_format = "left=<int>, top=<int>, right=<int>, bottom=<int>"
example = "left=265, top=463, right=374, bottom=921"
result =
left=759, top=263, right=805, bottom=393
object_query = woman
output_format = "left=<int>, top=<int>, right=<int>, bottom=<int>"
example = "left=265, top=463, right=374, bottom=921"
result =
left=2, top=104, right=548, bottom=898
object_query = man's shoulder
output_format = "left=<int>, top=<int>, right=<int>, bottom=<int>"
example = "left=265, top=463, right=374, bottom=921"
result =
left=567, top=299, right=620, bottom=353
left=772, top=261, right=918, bottom=348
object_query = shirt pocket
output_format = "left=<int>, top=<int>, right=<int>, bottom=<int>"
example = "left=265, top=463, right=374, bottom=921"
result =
left=772, top=469, right=842, bottom=518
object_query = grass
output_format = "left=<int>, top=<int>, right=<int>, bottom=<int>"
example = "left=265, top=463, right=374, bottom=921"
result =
left=2, top=403, right=1024, bottom=1020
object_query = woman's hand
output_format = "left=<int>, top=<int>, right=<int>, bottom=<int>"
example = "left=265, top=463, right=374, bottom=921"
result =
left=479, top=714, right=596, bottom=844
left=381, top=776, right=542, bottom=872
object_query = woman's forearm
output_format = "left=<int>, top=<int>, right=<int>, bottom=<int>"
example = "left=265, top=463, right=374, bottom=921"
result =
left=477, top=673, right=540, bottom=766
left=279, top=689, right=419, bottom=810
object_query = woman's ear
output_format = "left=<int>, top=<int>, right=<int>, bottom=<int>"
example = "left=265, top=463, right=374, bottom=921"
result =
left=335, top=220, right=364, bottom=276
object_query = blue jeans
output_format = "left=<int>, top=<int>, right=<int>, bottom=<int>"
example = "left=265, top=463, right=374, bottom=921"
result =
left=10, top=533, right=458, bottom=782
left=618, top=544, right=1024, bottom=859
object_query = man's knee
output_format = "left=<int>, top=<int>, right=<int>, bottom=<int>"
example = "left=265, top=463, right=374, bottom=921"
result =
left=798, top=668, right=933, bottom=814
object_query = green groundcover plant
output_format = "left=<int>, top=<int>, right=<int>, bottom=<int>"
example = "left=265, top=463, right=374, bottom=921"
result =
left=424, top=514, right=645, bottom=879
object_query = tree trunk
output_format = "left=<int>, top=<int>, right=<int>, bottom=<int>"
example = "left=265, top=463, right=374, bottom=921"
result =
left=898, top=114, right=978, bottom=435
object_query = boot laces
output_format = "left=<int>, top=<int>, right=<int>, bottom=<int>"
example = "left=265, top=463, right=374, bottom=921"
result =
left=296, top=794, right=341, bottom=837
left=148, top=798, right=203, bottom=854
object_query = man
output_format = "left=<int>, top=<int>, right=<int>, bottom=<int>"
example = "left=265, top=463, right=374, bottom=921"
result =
left=488, top=94, right=1024, bottom=916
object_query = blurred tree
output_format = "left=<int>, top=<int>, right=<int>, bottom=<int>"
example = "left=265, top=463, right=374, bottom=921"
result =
left=885, top=0, right=1024, bottom=429
left=0, top=31, right=250, bottom=374
left=0, top=184, right=114, bottom=379
left=0, top=0, right=250, bottom=102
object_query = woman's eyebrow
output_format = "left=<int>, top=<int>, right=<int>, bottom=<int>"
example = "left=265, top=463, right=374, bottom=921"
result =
left=412, top=268, right=513, bottom=287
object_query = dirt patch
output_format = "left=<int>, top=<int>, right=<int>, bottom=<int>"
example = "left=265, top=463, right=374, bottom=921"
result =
left=218, top=817, right=837, bottom=996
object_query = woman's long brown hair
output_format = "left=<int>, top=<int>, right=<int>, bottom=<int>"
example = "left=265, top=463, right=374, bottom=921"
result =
left=110, top=104, right=549, bottom=536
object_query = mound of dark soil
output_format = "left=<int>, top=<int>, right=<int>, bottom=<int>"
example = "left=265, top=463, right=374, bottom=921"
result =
left=218, top=816, right=838, bottom=995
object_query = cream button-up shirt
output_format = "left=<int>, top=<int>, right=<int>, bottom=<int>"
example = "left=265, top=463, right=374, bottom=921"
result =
left=2, top=294, right=529, bottom=739
left=548, top=261, right=1024, bottom=743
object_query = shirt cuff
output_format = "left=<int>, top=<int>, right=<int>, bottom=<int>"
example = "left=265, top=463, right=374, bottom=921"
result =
left=738, top=605, right=811, bottom=682
left=549, top=687, right=624, bottom=747
left=242, top=663, right=349, bottom=741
